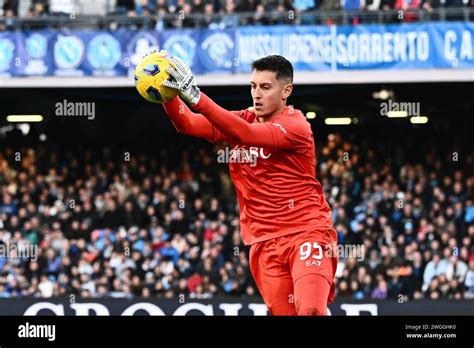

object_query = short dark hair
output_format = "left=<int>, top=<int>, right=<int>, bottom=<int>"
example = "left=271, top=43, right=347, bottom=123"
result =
left=251, top=55, right=293, bottom=83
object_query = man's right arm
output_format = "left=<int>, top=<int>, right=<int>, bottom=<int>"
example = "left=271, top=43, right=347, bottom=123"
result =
left=163, top=96, right=220, bottom=143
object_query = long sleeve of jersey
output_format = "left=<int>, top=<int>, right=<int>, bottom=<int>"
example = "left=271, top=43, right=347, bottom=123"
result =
left=162, top=96, right=218, bottom=142
left=165, top=93, right=310, bottom=151
left=193, top=93, right=284, bottom=148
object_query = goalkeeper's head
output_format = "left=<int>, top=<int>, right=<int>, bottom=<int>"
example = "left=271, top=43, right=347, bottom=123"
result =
left=251, top=55, right=294, bottom=121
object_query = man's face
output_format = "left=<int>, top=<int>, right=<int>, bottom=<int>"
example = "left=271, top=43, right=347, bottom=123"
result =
left=250, top=70, right=292, bottom=119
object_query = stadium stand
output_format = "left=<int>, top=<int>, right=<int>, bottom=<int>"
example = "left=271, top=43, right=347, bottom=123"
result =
left=0, top=0, right=473, bottom=30
left=0, top=124, right=472, bottom=300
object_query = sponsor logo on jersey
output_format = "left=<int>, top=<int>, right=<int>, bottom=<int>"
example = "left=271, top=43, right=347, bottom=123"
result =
left=232, top=146, right=271, bottom=161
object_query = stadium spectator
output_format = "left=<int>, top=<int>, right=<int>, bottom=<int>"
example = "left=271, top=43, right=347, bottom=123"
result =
left=446, top=255, right=468, bottom=282
left=378, top=0, right=397, bottom=22
left=220, top=0, right=240, bottom=28
left=191, top=0, right=204, bottom=13
left=134, top=0, right=156, bottom=16
left=2, top=0, right=18, bottom=16
left=394, top=0, right=421, bottom=22
left=49, top=0, right=75, bottom=16
left=465, top=257, right=474, bottom=298
left=253, top=3, right=269, bottom=25
left=365, top=0, right=381, bottom=10
left=269, top=2, right=296, bottom=25
left=342, top=0, right=363, bottom=12
left=421, top=0, right=441, bottom=20
left=174, top=1, right=194, bottom=27
left=371, top=279, right=388, bottom=299
left=201, top=2, right=219, bottom=28
left=115, top=0, right=135, bottom=14
left=27, top=0, right=48, bottom=17
left=364, top=0, right=381, bottom=22
left=423, top=253, right=449, bottom=286
left=319, top=0, right=342, bottom=25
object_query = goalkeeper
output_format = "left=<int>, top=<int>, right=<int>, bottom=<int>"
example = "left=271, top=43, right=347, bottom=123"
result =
left=162, top=54, right=338, bottom=316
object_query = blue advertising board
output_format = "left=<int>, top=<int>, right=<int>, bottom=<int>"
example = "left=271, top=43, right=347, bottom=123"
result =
left=0, top=22, right=472, bottom=77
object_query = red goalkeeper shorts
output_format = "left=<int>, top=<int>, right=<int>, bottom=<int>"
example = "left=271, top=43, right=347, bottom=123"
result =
left=249, top=228, right=338, bottom=316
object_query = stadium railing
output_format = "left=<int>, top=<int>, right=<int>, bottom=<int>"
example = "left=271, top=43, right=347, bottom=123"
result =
left=0, top=8, right=473, bottom=30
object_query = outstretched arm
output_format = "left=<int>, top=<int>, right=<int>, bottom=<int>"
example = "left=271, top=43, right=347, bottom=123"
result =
left=195, top=93, right=281, bottom=148
left=162, top=96, right=218, bottom=142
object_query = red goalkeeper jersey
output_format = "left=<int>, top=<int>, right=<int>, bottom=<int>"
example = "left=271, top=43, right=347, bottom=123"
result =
left=163, top=94, right=334, bottom=245
left=214, top=107, right=332, bottom=245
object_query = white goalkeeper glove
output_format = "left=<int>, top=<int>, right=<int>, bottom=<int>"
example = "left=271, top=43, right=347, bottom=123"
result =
left=163, top=56, right=201, bottom=107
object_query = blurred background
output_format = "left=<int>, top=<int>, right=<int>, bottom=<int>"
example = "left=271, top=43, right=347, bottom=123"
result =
left=0, top=0, right=473, bottom=315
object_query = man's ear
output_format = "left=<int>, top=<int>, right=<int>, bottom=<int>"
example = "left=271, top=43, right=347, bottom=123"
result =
left=282, top=83, right=293, bottom=101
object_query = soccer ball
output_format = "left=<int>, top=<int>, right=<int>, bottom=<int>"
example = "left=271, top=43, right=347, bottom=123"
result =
left=134, top=50, right=179, bottom=104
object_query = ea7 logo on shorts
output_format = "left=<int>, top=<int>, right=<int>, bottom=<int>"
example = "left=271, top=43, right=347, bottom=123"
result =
left=299, top=242, right=323, bottom=267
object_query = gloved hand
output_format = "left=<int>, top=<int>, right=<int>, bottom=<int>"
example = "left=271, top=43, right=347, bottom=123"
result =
left=163, top=56, right=201, bottom=107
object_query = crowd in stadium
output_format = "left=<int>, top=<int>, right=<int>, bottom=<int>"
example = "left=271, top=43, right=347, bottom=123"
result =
left=0, top=130, right=473, bottom=301
left=320, top=133, right=473, bottom=301
left=1, top=0, right=473, bottom=28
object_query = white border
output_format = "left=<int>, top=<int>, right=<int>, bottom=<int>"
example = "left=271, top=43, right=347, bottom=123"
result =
left=0, top=69, right=473, bottom=88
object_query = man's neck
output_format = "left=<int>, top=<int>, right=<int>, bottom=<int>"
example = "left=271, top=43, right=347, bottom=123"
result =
left=257, top=104, right=286, bottom=123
